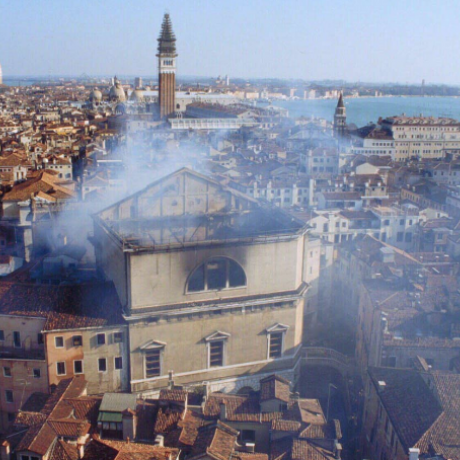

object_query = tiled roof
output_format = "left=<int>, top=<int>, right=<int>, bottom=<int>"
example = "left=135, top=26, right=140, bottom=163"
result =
left=190, top=421, right=239, bottom=460
left=368, top=367, right=442, bottom=450
left=177, top=408, right=208, bottom=448
left=12, top=378, right=95, bottom=457
left=203, top=394, right=282, bottom=423
left=2, top=170, right=75, bottom=202
left=415, top=373, right=460, bottom=459
left=154, top=407, right=183, bottom=434
left=48, top=439, right=79, bottom=460
left=0, top=281, right=125, bottom=331
left=21, top=392, right=50, bottom=412
left=14, top=411, right=47, bottom=427
left=270, top=437, right=335, bottom=460
left=159, top=389, right=187, bottom=403
left=83, top=438, right=179, bottom=460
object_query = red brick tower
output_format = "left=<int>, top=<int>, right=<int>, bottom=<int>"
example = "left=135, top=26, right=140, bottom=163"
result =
left=157, top=14, right=177, bottom=119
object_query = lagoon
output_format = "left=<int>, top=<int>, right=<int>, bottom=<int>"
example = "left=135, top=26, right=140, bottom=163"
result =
left=273, top=97, right=460, bottom=127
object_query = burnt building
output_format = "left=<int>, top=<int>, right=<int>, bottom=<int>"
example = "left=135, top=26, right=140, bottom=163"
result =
left=92, top=168, right=319, bottom=395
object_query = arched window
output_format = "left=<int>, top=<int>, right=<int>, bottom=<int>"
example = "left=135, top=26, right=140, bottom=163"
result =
left=187, top=257, right=246, bottom=292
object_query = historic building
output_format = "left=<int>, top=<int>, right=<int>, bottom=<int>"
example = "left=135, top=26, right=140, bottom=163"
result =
left=92, top=168, right=318, bottom=395
left=333, top=92, right=347, bottom=139
left=157, top=13, right=177, bottom=119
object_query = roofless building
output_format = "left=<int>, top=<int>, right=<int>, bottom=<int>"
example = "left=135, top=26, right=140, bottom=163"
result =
left=92, top=168, right=319, bottom=394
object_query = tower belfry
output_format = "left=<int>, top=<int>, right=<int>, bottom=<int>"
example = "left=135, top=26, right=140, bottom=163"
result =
left=157, top=13, right=177, bottom=119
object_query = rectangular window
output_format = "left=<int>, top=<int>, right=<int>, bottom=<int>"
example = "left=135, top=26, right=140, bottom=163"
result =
left=56, top=362, right=66, bottom=376
left=98, top=358, right=107, bottom=372
left=74, top=360, right=83, bottom=374
left=0, top=330, right=4, bottom=341
left=240, top=429, right=256, bottom=444
left=20, top=455, right=29, bottom=460
left=5, top=390, right=13, bottom=403
left=397, top=232, right=404, bottom=242
left=114, top=332, right=123, bottom=343
left=73, top=335, right=83, bottom=347
left=97, top=334, right=106, bottom=345
left=209, top=341, right=224, bottom=367
left=387, top=357, right=396, bottom=367
left=13, top=331, right=21, bottom=348
left=115, top=357, right=123, bottom=370
left=55, top=336, right=64, bottom=348
left=33, top=369, right=41, bottom=378
left=37, top=333, right=44, bottom=345
left=3, top=367, right=11, bottom=377
left=145, top=349, right=161, bottom=378
left=269, top=332, right=283, bottom=358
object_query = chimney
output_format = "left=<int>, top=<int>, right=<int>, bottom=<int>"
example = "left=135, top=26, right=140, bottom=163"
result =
left=77, top=442, right=84, bottom=460
left=154, top=435, right=164, bottom=447
left=408, top=448, right=420, bottom=460
left=334, top=441, right=342, bottom=460
left=168, top=370, right=174, bottom=390
left=220, top=401, right=227, bottom=420
left=1, top=441, right=11, bottom=460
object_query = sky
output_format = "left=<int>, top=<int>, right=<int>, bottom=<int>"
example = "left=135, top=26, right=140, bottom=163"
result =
left=1, top=0, right=460, bottom=84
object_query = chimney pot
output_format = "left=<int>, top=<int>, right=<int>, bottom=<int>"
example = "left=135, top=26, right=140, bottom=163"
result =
left=77, top=443, right=85, bottom=459
left=409, top=448, right=420, bottom=460
left=154, top=435, right=164, bottom=447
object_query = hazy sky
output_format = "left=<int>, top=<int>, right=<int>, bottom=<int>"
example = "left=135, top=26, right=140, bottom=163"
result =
left=1, top=0, right=460, bottom=84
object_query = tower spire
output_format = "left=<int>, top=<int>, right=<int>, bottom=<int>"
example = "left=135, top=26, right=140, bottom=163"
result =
left=337, top=91, right=344, bottom=108
left=157, top=13, right=177, bottom=56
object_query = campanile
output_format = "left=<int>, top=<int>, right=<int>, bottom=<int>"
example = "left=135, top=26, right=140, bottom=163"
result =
left=157, top=14, right=177, bottom=119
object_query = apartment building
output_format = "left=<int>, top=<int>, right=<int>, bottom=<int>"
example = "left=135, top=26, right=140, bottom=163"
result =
left=0, top=312, right=48, bottom=431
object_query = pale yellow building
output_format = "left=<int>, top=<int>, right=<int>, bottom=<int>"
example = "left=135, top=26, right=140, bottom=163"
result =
left=380, top=116, right=460, bottom=161
left=92, top=168, right=317, bottom=395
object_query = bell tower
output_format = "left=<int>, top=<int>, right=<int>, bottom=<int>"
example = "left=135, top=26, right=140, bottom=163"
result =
left=333, top=92, right=347, bottom=139
left=157, top=13, right=177, bottom=119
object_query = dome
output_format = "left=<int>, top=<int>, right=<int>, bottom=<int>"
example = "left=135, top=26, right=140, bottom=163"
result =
left=130, top=89, right=145, bottom=102
left=89, top=88, right=102, bottom=102
left=109, top=78, right=126, bottom=102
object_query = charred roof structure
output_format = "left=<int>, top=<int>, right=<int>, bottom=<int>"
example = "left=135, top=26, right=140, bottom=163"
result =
left=94, top=167, right=306, bottom=252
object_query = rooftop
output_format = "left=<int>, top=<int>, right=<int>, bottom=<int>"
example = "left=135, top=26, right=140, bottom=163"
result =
left=95, top=168, right=306, bottom=251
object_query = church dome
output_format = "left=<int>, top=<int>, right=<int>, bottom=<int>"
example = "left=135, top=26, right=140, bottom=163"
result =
left=89, top=88, right=102, bottom=102
left=130, top=89, right=145, bottom=102
left=109, top=78, right=126, bottom=102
